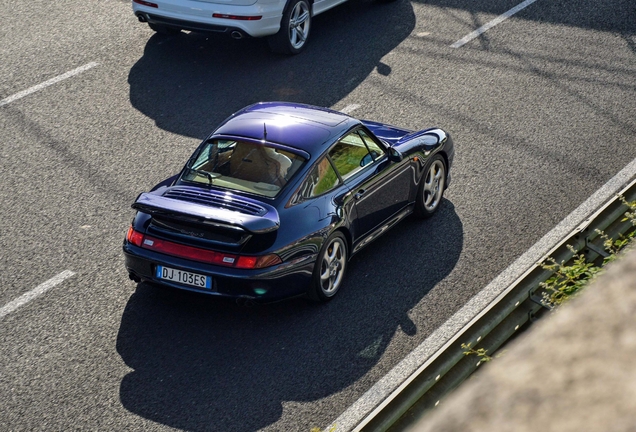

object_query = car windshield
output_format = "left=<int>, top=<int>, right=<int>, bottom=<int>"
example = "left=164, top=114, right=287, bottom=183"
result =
left=180, top=139, right=306, bottom=198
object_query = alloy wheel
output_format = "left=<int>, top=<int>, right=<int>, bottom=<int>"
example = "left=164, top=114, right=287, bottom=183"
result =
left=423, top=159, right=445, bottom=212
left=288, top=1, right=310, bottom=50
left=319, top=236, right=346, bottom=296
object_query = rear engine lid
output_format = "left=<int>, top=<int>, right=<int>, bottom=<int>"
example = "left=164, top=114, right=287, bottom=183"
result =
left=132, top=186, right=280, bottom=234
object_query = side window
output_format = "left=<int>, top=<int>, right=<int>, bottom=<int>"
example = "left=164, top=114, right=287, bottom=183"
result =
left=328, top=131, right=373, bottom=180
left=359, top=130, right=385, bottom=161
left=299, top=157, right=341, bottom=198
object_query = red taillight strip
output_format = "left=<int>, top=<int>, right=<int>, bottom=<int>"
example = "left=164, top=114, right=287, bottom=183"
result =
left=133, top=0, right=158, bottom=8
left=212, top=13, right=262, bottom=21
left=141, top=234, right=237, bottom=267
left=127, top=226, right=144, bottom=247
left=126, top=228, right=281, bottom=269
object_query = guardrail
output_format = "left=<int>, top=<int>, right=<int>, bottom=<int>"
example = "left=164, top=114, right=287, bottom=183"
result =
left=354, top=178, right=636, bottom=432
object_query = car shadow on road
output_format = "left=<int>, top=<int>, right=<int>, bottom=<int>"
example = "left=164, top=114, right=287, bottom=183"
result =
left=116, top=200, right=463, bottom=431
left=127, top=0, right=416, bottom=140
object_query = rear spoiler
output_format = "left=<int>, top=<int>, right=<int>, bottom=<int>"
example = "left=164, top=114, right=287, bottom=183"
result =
left=132, top=192, right=280, bottom=234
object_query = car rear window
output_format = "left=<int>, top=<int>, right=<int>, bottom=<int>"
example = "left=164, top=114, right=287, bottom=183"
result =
left=180, top=140, right=306, bottom=198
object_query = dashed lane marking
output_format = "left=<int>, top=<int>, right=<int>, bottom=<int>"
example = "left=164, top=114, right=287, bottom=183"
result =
left=340, top=104, right=361, bottom=114
left=451, top=0, right=539, bottom=48
left=0, top=62, right=98, bottom=107
left=0, top=271, right=76, bottom=320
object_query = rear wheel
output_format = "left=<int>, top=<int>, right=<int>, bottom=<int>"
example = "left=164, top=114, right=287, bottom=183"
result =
left=267, top=0, right=311, bottom=54
left=148, top=23, right=181, bottom=35
left=414, top=155, right=446, bottom=218
left=308, top=232, right=347, bottom=302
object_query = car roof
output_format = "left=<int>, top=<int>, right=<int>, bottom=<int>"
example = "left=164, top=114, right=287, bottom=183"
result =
left=211, top=102, right=359, bottom=158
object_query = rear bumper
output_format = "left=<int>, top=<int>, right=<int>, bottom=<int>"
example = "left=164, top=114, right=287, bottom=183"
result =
left=123, top=242, right=316, bottom=302
left=132, top=0, right=284, bottom=37
left=142, top=13, right=241, bottom=34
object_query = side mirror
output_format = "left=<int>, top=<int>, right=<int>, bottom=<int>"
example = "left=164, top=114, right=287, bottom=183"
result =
left=388, top=147, right=404, bottom=162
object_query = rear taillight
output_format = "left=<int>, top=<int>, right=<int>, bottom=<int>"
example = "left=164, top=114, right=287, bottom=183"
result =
left=236, top=254, right=282, bottom=269
left=212, top=14, right=262, bottom=20
left=127, top=226, right=144, bottom=247
left=133, top=0, right=158, bottom=7
left=128, top=228, right=281, bottom=269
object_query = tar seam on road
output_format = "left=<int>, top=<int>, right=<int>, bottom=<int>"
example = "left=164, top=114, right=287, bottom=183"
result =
left=0, top=62, right=98, bottom=107
left=328, top=156, right=636, bottom=432
left=0, top=271, right=76, bottom=320
left=451, top=0, right=539, bottom=48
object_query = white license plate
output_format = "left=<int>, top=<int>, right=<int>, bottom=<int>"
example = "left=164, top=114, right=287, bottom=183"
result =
left=156, top=265, right=212, bottom=289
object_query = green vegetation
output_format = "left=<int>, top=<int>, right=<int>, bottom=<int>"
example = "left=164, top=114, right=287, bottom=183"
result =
left=462, top=196, right=636, bottom=363
left=310, top=425, right=336, bottom=432
left=461, top=343, right=493, bottom=363
left=540, top=196, right=636, bottom=306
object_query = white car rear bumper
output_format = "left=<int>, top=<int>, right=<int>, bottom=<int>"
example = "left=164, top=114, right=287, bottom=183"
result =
left=132, top=0, right=286, bottom=37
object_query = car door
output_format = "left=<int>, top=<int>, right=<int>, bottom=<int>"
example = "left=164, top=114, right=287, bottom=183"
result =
left=327, top=128, right=414, bottom=240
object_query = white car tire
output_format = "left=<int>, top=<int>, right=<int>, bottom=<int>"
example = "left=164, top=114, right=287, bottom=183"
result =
left=267, top=0, right=311, bottom=54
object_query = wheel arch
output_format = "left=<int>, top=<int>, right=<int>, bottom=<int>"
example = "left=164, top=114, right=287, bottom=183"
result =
left=283, top=0, right=315, bottom=14
left=436, top=150, right=450, bottom=188
left=332, top=226, right=353, bottom=259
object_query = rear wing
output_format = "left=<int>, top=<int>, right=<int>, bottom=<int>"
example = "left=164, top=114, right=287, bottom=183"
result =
left=132, top=192, right=280, bottom=234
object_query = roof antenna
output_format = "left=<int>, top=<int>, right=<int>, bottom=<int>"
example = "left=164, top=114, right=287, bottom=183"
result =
left=263, top=123, right=268, bottom=140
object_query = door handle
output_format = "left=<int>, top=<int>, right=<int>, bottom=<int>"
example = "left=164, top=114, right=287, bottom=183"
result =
left=354, top=189, right=366, bottom=200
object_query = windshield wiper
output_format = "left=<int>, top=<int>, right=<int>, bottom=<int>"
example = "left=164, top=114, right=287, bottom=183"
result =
left=187, top=167, right=214, bottom=185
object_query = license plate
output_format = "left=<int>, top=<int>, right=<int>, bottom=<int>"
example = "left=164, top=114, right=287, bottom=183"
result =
left=156, top=265, right=212, bottom=289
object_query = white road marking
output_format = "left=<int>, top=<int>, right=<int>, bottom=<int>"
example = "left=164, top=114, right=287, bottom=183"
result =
left=328, top=156, right=636, bottom=431
left=0, top=270, right=76, bottom=320
left=340, top=104, right=361, bottom=114
left=451, top=0, right=539, bottom=48
left=0, top=62, right=98, bottom=107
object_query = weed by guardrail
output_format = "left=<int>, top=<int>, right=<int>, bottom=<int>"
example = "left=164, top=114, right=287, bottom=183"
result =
left=540, top=196, right=636, bottom=307
left=461, top=196, right=636, bottom=364
left=311, top=425, right=336, bottom=432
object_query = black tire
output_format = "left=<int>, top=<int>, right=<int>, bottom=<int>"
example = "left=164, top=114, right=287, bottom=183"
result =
left=267, top=0, right=311, bottom=55
left=414, top=154, right=446, bottom=218
left=148, top=23, right=181, bottom=35
left=307, top=232, right=348, bottom=302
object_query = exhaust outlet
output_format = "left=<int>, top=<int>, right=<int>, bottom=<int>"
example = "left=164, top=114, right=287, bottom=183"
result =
left=137, top=14, right=147, bottom=23
left=230, top=31, right=243, bottom=40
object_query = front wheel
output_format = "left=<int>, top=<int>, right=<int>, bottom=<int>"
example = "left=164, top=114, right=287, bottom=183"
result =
left=308, top=232, right=348, bottom=302
left=414, top=155, right=446, bottom=218
left=267, top=0, right=311, bottom=54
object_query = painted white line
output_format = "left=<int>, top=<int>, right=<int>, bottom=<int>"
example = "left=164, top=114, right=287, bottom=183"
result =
left=340, top=104, right=361, bottom=114
left=328, top=156, right=636, bottom=432
left=0, top=62, right=98, bottom=107
left=0, top=270, right=76, bottom=320
left=451, top=0, right=538, bottom=48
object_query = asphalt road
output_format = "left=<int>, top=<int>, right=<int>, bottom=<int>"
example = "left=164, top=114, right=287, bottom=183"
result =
left=1, top=0, right=635, bottom=430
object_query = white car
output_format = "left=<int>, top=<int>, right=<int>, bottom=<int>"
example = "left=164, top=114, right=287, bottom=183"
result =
left=133, top=0, right=352, bottom=54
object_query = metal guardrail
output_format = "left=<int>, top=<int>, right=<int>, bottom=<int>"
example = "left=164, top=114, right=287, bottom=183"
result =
left=355, top=178, right=636, bottom=432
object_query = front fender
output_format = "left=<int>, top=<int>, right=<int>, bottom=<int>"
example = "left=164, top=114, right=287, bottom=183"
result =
left=393, top=128, right=448, bottom=156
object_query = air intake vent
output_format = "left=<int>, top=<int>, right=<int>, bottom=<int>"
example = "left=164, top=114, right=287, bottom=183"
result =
left=164, top=187, right=267, bottom=216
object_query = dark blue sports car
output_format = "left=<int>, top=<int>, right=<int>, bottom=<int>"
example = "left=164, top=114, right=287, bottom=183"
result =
left=123, top=102, right=454, bottom=303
